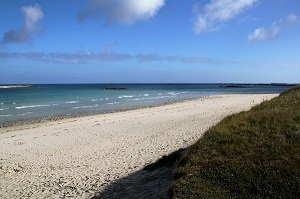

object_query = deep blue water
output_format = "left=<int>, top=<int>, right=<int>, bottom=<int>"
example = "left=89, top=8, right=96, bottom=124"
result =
left=0, top=84, right=293, bottom=124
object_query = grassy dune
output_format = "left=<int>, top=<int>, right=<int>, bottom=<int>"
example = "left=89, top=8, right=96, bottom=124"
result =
left=171, top=86, right=300, bottom=198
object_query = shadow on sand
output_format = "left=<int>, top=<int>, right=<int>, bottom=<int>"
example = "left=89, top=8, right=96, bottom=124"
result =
left=92, top=149, right=186, bottom=199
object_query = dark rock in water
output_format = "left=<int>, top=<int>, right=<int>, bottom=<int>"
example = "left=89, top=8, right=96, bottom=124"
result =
left=104, top=87, right=127, bottom=90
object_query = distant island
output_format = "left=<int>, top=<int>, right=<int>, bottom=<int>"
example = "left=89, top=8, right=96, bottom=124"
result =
left=104, top=87, right=127, bottom=90
left=219, top=83, right=295, bottom=88
left=220, top=84, right=247, bottom=88
left=0, top=85, right=32, bottom=89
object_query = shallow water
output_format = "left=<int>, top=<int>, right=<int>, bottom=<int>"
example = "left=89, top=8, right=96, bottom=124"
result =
left=0, top=84, right=292, bottom=123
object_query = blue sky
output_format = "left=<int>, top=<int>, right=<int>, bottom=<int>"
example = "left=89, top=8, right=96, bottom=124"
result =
left=0, top=0, right=299, bottom=83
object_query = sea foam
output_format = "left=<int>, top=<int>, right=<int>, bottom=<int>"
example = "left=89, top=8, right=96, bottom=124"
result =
left=17, top=112, right=33, bottom=116
left=72, top=105, right=98, bottom=109
left=15, top=104, right=51, bottom=109
left=118, top=95, right=133, bottom=99
left=0, top=114, right=12, bottom=117
left=65, top=101, right=79, bottom=104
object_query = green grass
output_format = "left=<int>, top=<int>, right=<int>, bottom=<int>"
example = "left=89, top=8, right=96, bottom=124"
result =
left=171, top=86, right=300, bottom=199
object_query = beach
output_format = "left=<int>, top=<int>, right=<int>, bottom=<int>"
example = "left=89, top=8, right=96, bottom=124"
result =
left=0, top=94, right=277, bottom=198
left=0, top=85, right=32, bottom=89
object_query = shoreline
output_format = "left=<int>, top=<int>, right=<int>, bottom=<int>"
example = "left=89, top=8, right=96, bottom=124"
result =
left=0, top=92, right=279, bottom=129
left=0, top=93, right=278, bottom=198
left=0, top=95, right=218, bottom=129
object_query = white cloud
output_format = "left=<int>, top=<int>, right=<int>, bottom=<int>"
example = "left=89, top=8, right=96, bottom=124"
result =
left=22, top=4, right=44, bottom=32
left=248, top=25, right=281, bottom=41
left=1, top=4, right=43, bottom=44
left=78, top=0, right=165, bottom=24
left=193, top=0, right=258, bottom=34
left=285, top=13, right=298, bottom=24
left=248, top=13, right=298, bottom=42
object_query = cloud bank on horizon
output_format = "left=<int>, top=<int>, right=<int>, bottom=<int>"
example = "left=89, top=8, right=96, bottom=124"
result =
left=78, top=0, right=165, bottom=24
left=0, top=51, right=236, bottom=65
left=1, top=4, right=43, bottom=44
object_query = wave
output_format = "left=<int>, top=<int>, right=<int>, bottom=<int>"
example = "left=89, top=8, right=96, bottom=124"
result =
left=106, top=102, right=120, bottom=105
left=91, top=99, right=98, bottom=102
left=15, top=104, right=51, bottom=109
left=168, top=92, right=177, bottom=96
left=0, top=108, right=9, bottom=111
left=72, top=105, right=98, bottom=109
left=0, top=114, right=12, bottom=117
left=167, top=92, right=189, bottom=96
left=17, top=112, right=33, bottom=116
left=129, top=96, right=172, bottom=101
left=177, top=92, right=190, bottom=95
left=118, top=95, right=133, bottom=99
left=157, top=96, right=172, bottom=99
left=144, top=94, right=149, bottom=97
left=65, top=101, right=79, bottom=104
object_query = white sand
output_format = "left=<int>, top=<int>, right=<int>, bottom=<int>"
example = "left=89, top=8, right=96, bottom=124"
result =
left=0, top=94, right=277, bottom=198
left=0, top=85, right=31, bottom=89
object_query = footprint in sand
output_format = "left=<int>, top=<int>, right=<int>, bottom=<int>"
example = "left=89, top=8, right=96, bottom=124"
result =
left=14, top=141, right=25, bottom=145
left=51, top=132, right=61, bottom=136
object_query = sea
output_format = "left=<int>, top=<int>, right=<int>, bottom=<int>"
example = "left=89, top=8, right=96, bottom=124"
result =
left=0, top=84, right=293, bottom=124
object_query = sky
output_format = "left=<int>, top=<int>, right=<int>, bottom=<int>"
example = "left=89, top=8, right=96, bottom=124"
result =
left=0, top=0, right=299, bottom=84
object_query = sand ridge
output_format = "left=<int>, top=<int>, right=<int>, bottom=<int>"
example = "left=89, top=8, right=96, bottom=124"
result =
left=0, top=94, right=277, bottom=198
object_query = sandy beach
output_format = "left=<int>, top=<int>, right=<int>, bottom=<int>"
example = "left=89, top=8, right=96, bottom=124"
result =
left=0, top=85, right=32, bottom=89
left=0, top=94, right=277, bottom=198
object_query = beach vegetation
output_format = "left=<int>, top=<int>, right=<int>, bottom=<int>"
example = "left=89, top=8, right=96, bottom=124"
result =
left=171, top=86, right=300, bottom=198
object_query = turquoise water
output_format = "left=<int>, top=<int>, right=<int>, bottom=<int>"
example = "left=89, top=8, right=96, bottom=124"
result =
left=0, top=84, right=292, bottom=124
